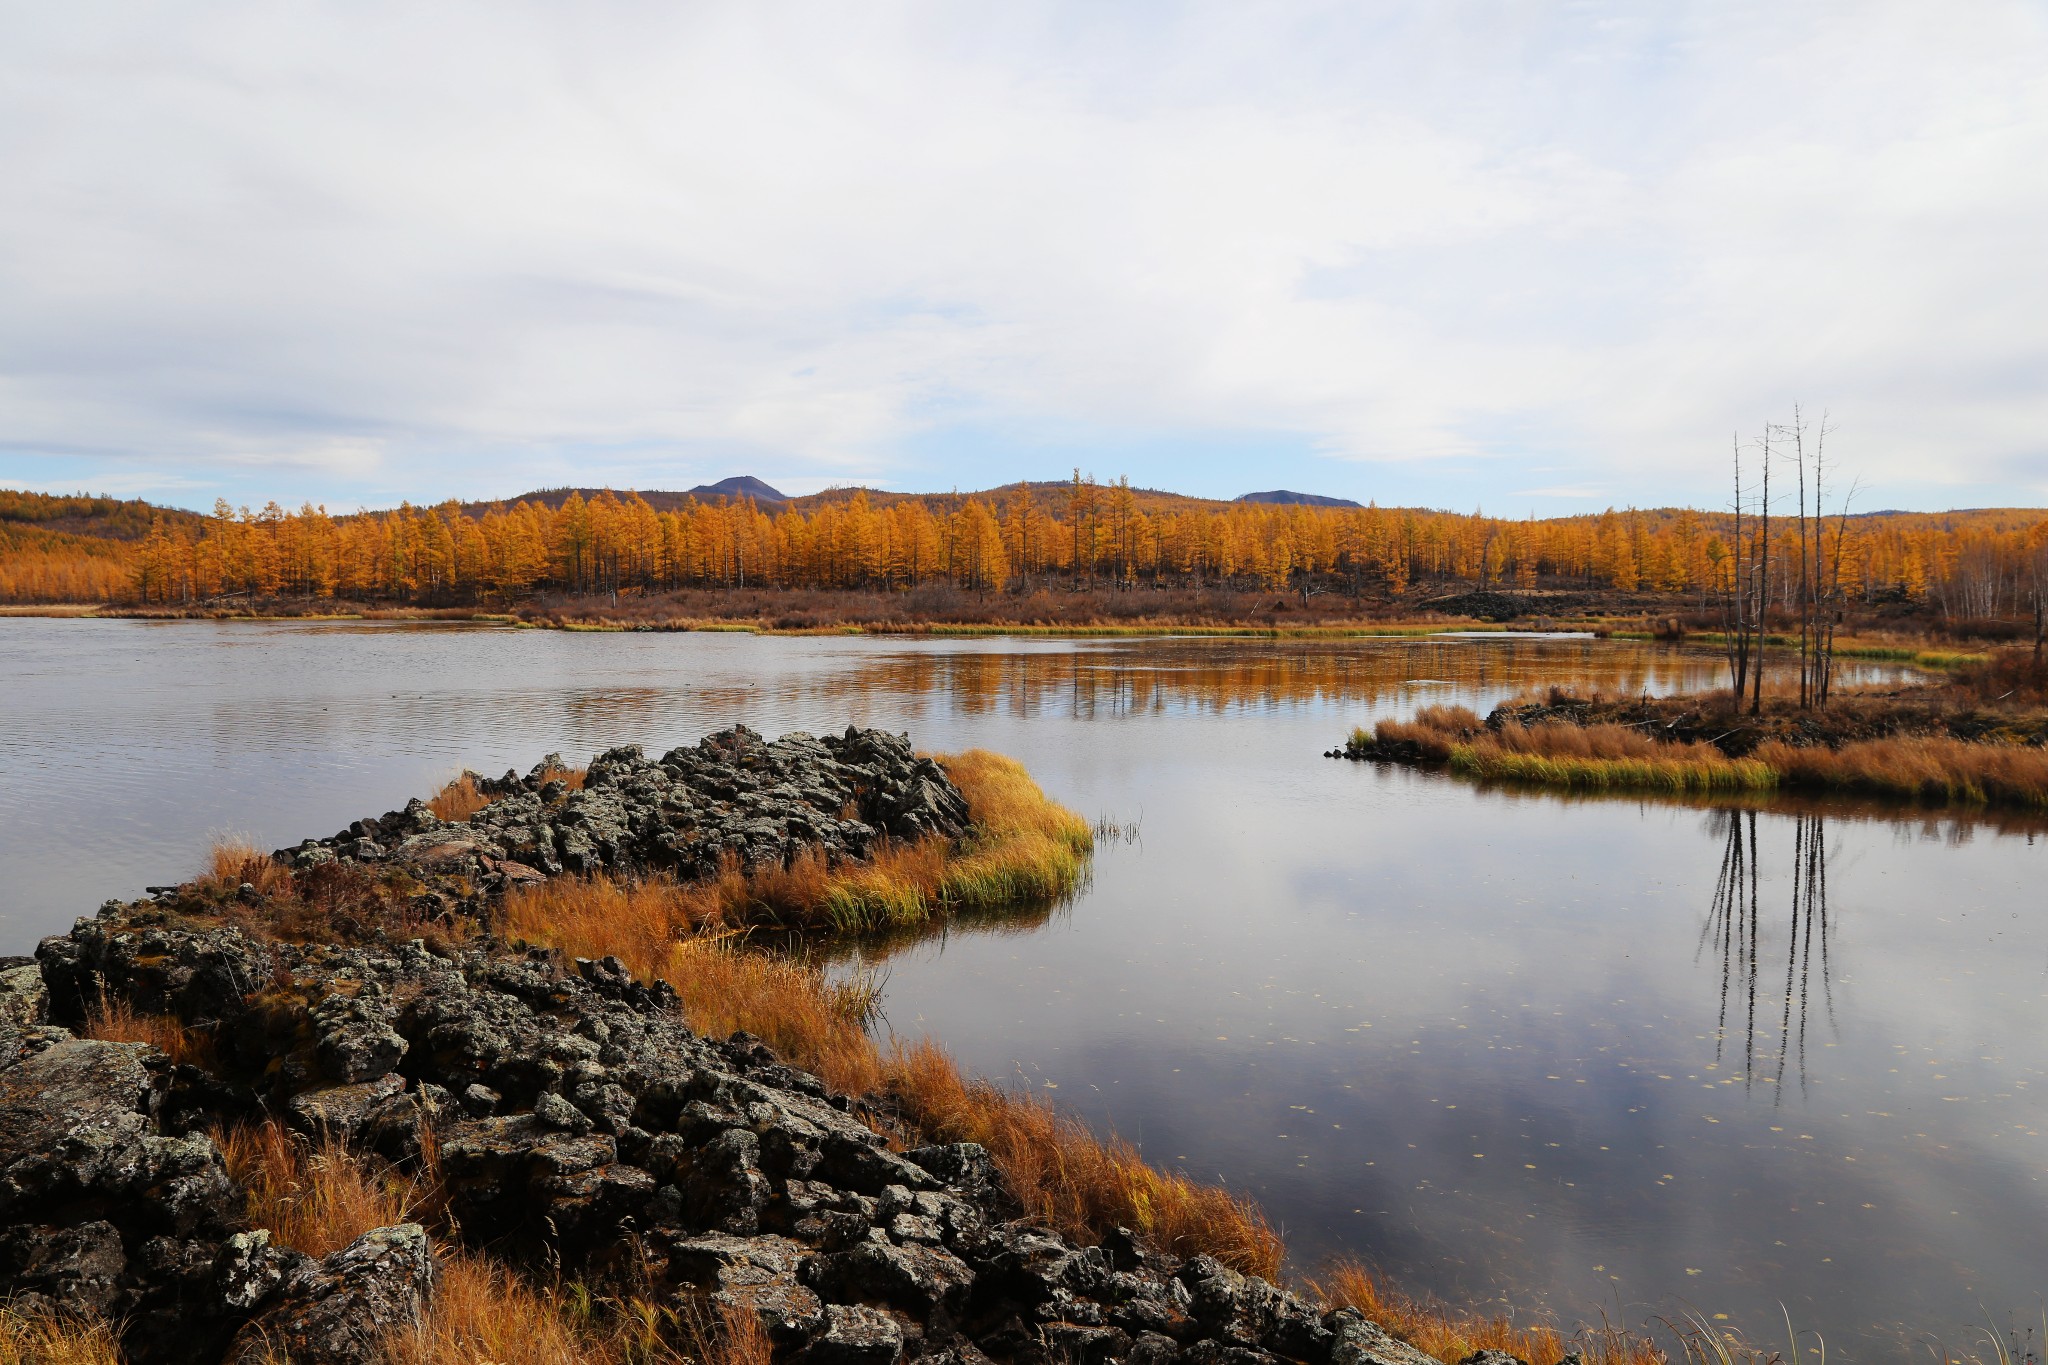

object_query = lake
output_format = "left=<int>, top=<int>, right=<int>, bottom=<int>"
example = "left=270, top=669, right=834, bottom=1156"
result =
left=2, top=619, right=2040, bottom=1360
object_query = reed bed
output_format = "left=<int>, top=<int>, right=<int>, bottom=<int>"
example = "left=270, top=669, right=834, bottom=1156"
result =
left=1315, top=1261, right=1666, bottom=1365
left=1761, top=735, right=2048, bottom=807
left=1449, top=745, right=1777, bottom=795
left=1358, top=703, right=2048, bottom=806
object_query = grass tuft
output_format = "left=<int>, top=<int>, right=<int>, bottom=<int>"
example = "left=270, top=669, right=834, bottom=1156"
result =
left=214, top=1122, right=420, bottom=1257
left=197, top=838, right=297, bottom=898
left=426, top=773, right=494, bottom=823
left=0, top=1309, right=124, bottom=1365
left=381, top=1252, right=685, bottom=1365
left=82, top=994, right=217, bottom=1069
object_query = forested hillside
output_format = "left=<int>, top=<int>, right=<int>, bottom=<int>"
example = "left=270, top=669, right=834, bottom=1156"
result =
left=3, top=480, right=2043, bottom=621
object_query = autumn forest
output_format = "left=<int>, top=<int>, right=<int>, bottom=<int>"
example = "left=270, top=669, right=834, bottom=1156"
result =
left=2, top=480, right=2045, bottom=625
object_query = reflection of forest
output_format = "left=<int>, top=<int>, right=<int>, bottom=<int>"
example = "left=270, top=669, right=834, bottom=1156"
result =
left=1701, top=811, right=1836, bottom=1099
left=836, top=640, right=1720, bottom=718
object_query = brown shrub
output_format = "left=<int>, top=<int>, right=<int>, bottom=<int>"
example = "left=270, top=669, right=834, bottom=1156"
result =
left=1954, top=647, right=2048, bottom=704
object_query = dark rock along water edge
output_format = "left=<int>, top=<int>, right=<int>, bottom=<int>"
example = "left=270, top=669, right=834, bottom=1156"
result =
left=0, top=725, right=1509, bottom=1365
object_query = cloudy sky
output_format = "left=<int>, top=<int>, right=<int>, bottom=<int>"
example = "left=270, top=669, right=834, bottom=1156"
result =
left=2, top=2, right=2045, bottom=514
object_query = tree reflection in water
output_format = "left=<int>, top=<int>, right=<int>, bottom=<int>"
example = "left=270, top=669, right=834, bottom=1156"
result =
left=1700, top=810, right=1837, bottom=1101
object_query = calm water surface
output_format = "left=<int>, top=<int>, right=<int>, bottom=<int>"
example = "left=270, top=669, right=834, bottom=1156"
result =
left=2, top=620, right=2041, bottom=1359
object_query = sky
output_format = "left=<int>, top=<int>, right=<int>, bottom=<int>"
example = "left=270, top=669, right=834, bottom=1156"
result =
left=2, top=2, right=2046, bottom=516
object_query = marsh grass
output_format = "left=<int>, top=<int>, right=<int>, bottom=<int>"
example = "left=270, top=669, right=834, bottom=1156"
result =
left=1360, top=702, right=2046, bottom=806
left=1317, top=1261, right=1666, bottom=1365
left=500, top=879, right=887, bottom=1094
left=429, top=761, right=587, bottom=823
left=1761, top=736, right=2048, bottom=807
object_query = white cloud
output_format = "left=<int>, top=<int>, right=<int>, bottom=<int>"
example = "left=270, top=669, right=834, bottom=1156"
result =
left=0, top=0, right=2044, bottom=507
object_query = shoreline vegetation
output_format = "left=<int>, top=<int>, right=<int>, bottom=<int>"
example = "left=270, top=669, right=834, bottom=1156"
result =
left=7, top=735, right=1673, bottom=1365
left=0, top=595, right=2013, bottom=670
left=1341, top=659, right=2048, bottom=808
left=11, top=742, right=2039, bottom=1361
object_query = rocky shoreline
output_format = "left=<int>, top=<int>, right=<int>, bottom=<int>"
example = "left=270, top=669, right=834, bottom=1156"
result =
left=0, top=725, right=1507, bottom=1365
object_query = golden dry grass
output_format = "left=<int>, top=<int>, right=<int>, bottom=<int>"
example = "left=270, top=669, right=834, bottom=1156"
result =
left=497, top=753, right=1278, bottom=1277
left=81, top=995, right=216, bottom=1069
left=426, top=773, right=494, bottom=823
left=1316, top=1261, right=1666, bottom=1365
left=884, top=1038, right=1283, bottom=1279
left=197, top=838, right=296, bottom=898
left=427, top=760, right=586, bottom=823
left=1760, top=734, right=2048, bottom=807
left=1356, top=704, right=1485, bottom=761
left=0, top=1309, right=124, bottom=1365
left=383, top=1255, right=641, bottom=1365
left=498, top=877, right=885, bottom=1094
left=214, top=1122, right=419, bottom=1257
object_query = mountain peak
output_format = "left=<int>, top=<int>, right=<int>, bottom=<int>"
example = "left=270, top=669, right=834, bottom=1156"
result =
left=1234, top=489, right=1363, bottom=509
left=688, top=476, right=788, bottom=504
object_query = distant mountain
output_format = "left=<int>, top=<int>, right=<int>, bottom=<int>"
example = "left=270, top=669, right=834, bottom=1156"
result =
left=462, top=477, right=788, bottom=517
left=688, top=476, right=788, bottom=504
left=1235, top=489, right=1363, bottom=509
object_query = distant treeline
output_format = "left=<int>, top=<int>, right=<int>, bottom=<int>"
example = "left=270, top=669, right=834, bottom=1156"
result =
left=1, top=480, right=2044, bottom=616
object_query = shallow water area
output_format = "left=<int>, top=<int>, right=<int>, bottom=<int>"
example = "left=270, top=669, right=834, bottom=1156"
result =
left=1, top=618, right=2041, bottom=1360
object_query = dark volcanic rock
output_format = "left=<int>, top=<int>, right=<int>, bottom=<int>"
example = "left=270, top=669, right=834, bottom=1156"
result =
left=275, top=725, right=973, bottom=887
left=0, top=729, right=1432, bottom=1365
left=226, top=1223, right=437, bottom=1365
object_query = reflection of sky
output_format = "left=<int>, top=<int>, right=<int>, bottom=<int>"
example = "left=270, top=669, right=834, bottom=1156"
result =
left=1, top=620, right=2036, bottom=1358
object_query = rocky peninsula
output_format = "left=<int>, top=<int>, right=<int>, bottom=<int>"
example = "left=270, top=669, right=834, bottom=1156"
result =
left=0, top=726, right=1473, bottom=1365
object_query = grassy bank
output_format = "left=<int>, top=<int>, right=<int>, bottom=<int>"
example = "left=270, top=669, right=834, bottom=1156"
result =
left=114, top=749, right=1683, bottom=1363
left=1348, top=687, right=2048, bottom=807
left=471, top=749, right=1092, bottom=936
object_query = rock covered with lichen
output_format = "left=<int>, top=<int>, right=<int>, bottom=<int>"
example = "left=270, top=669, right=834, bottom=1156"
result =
left=274, top=724, right=971, bottom=886
left=7, top=906, right=1447, bottom=1365
left=0, top=728, right=1472, bottom=1365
